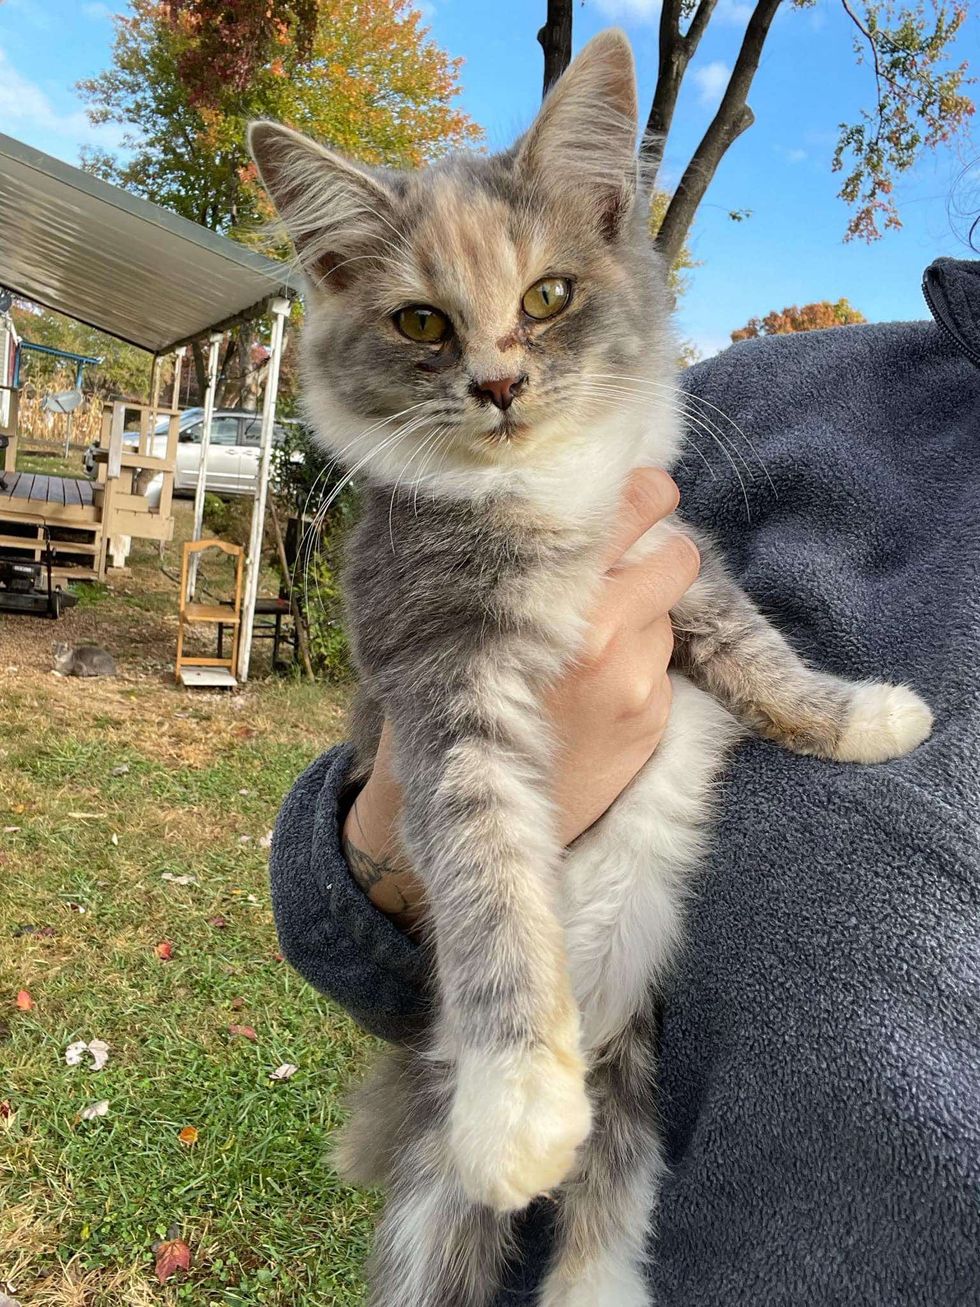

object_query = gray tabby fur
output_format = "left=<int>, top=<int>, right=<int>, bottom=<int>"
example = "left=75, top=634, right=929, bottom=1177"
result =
left=249, top=30, right=933, bottom=1307
left=52, top=643, right=117, bottom=678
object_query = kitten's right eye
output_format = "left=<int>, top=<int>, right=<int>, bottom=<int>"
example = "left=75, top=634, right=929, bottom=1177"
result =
left=394, top=306, right=450, bottom=343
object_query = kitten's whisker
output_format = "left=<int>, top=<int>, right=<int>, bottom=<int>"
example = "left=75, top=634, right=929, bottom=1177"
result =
left=586, top=382, right=753, bottom=513
left=303, top=424, right=420, bottom=617
left=386, top=418, right=445, bottom=552
left=589, top=372, right=776, bottom=494
left=292, top=400, right=442, bottom=596
left=411, top=425, right=451, bottom=515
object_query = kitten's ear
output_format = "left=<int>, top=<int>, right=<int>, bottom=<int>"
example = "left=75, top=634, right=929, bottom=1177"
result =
left=248, top=121, right=395, bottom=291
left=516, top=29, right=638, bottom=239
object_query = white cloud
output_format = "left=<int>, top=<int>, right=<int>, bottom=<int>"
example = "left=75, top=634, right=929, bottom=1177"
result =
left=81, top=2, right=116, bottom=19
left=714, top=0, right=754, bottom=23
left=0, top=46, right=127, bottom=162
left=593, top=0, right=661, bottom=23
left=777, top=146, right=808, bottom=164
left=692, top=60, right=731, bottom=107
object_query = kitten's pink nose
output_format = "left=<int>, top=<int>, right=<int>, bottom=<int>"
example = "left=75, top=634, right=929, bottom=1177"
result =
left=471, top=374, right=527, bottom=411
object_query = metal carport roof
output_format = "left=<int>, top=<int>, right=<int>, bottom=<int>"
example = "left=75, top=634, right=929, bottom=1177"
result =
left=0, top=132, right=300, bottom=355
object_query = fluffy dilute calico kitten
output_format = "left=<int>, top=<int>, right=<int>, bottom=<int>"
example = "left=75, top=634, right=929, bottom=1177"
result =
left=249, top=31, right=932, bottom=1307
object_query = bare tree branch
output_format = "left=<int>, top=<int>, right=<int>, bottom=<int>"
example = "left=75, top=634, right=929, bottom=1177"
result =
left=655, top=0, right=783, bottom=268
left=643, top=0, right=718, bottom=178
left=537, top=0, right=573, bottom=98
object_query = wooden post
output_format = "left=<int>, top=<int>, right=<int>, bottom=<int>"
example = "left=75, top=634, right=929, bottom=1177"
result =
left=188, top=333, right=223, bottom=598
left=238, top=298, right=290, bottom=683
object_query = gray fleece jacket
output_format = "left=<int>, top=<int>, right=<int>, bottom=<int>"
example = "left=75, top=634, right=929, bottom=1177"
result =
left=270, top=257, right=980, bottom=1305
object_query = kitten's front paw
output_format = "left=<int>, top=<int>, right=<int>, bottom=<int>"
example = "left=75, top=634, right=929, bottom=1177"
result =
left=449, top=1038, right=591, bottom=1213
left=835, top=682, right=934, bottom=763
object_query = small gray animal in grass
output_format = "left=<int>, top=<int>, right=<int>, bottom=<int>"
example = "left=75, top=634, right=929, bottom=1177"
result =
left=250, top=31, right=933, bottom=1307
left=52, top=643, right=117, bottom=678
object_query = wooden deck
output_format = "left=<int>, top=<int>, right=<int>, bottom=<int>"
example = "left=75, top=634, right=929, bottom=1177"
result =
left=0, top=472, right=102, bottom=581
left=1, top=471, right=95, bottom=509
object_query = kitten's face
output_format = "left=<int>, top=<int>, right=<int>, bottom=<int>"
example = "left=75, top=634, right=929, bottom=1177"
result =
left=51, top=642, right=72, bottom=672
left=251, top=31, right=674, bottom=482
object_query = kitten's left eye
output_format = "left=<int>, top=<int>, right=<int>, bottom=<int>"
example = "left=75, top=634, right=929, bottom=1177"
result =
left=394, top=305, right=450, bottom=343
left=522, top=277, right=571, bottom=321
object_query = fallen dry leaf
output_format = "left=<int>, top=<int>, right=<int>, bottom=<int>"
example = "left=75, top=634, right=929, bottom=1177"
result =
left=229, top=997, right=245, bottom=1011
left=110, top=833, right=119, bottom=847
left=0, top=1099, right=13, bottom=1119
left=177, top=1125, right=198, bottom=1146
left=269, top=1063, right=298, bottom=1082
left=79, top=1099, right=110, bottom=1121
left=208, top=914, right=229, bottom=929
left=153, top=1235, right=192, bottom=1284
left=227, top=1024, right=257, bottom=1042
left=111, top=764, right=130, bottom=776
left=0, top=1291, right=23, bottom=1307
left=2, top=826, right=21, bottom=834
left=259, top=830, right=274, bottom=849
left=15, top=990, right=32, bottom=1012
left=155, top=941, right=174, bottom=961
left=65, top=1039, right=110, bottom=1071
left=161, top=873, right=196, bottom=886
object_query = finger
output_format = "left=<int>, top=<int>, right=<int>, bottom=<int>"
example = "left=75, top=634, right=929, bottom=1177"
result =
left=597, top=533, right=700, bottom=636
left=600, top=467, right=680, bottom=571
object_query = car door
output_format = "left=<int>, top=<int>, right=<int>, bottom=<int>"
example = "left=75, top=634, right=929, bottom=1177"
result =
left=175, top=419, right=203, bottom=490
left=238, top=417, right=263, bottom=495
left=203, top=416, right=245, bottom=493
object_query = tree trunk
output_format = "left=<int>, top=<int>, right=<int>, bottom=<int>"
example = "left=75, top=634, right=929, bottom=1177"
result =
left=537, top=0, right=572, bottom=98
left=654, top=0, right=783, bottom=269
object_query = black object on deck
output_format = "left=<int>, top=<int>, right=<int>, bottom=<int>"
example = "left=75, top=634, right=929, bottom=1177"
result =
left=0, top=526, right=78, bottom=618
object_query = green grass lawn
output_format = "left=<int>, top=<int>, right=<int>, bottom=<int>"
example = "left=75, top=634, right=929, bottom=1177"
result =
left=0, top=669, right=377, bottom=1305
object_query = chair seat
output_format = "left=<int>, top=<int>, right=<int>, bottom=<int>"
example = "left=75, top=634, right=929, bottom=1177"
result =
left=183, top=602, right=239, bottom=624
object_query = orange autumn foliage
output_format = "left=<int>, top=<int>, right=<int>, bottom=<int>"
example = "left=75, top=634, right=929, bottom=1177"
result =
left=731, top=298, right=868, bottom=343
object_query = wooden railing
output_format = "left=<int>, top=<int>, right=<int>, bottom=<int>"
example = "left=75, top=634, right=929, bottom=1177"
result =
left=94, top=400, right=180, bottom=570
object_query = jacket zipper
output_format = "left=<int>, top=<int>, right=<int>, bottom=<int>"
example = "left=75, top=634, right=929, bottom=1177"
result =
left=921, top=270, right=980, bottom=368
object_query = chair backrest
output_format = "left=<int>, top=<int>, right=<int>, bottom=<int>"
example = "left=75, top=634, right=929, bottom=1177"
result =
left=179, top=537, right=244, bottom=613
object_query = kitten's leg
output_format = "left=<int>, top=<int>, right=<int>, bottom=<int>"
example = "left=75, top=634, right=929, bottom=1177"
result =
left=672, top=529, right=933, bottom=763
left=338, top=1044, right=512, bottom=1307
left=536, top=1006, right=660, bottom=1307
left=388, top=689, right=592, bottom=1215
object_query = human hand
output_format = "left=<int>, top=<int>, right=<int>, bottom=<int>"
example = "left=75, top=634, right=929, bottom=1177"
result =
left=342, top=468, right=701, bottom=932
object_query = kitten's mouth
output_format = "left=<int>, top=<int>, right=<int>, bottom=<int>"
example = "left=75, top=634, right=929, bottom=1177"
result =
left=488, top=415, right=529, bottom=442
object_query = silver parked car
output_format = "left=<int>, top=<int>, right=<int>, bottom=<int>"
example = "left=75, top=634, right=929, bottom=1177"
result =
left=83, top=408, right=297, bottom=497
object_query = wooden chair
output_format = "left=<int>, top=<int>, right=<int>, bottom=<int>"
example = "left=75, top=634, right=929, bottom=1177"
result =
left=175, top=538, right=244, bottom=687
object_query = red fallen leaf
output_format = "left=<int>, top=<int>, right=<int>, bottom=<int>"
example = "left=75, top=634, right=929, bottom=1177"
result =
left=153, top=1236, right=192, bottom=1284
left=0, top=1099, right=13, bottom=1119
left=155, top=941, right=173, bottom=961
left=15, top=990, right=32, bottom=1011
left=208, top=915, right=228, bottom=929
left=230, top=725, right=256, bottom=740
left=229, top=997, right=245, bottom=1011
left=227, top=1023, right=257, bottom=1041
left=273, top=952, right=284, bottom=963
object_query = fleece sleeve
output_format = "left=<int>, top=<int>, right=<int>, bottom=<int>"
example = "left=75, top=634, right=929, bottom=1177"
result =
left=268, top=743, right=431, bottom=1043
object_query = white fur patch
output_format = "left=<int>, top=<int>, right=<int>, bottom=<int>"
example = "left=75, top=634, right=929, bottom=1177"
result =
left=835, top=682, right=934, bottom=764
left=450, top=1037, right=592, bottom=1213
left=564, top=675, right=741, bottom=1052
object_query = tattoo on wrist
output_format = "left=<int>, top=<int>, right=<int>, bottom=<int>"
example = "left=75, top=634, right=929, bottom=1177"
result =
left=342, top=832, right=423, bottom=935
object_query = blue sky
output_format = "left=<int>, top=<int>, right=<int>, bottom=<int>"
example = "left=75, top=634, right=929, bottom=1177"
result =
left=0, top=0, right=977, bottom=356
